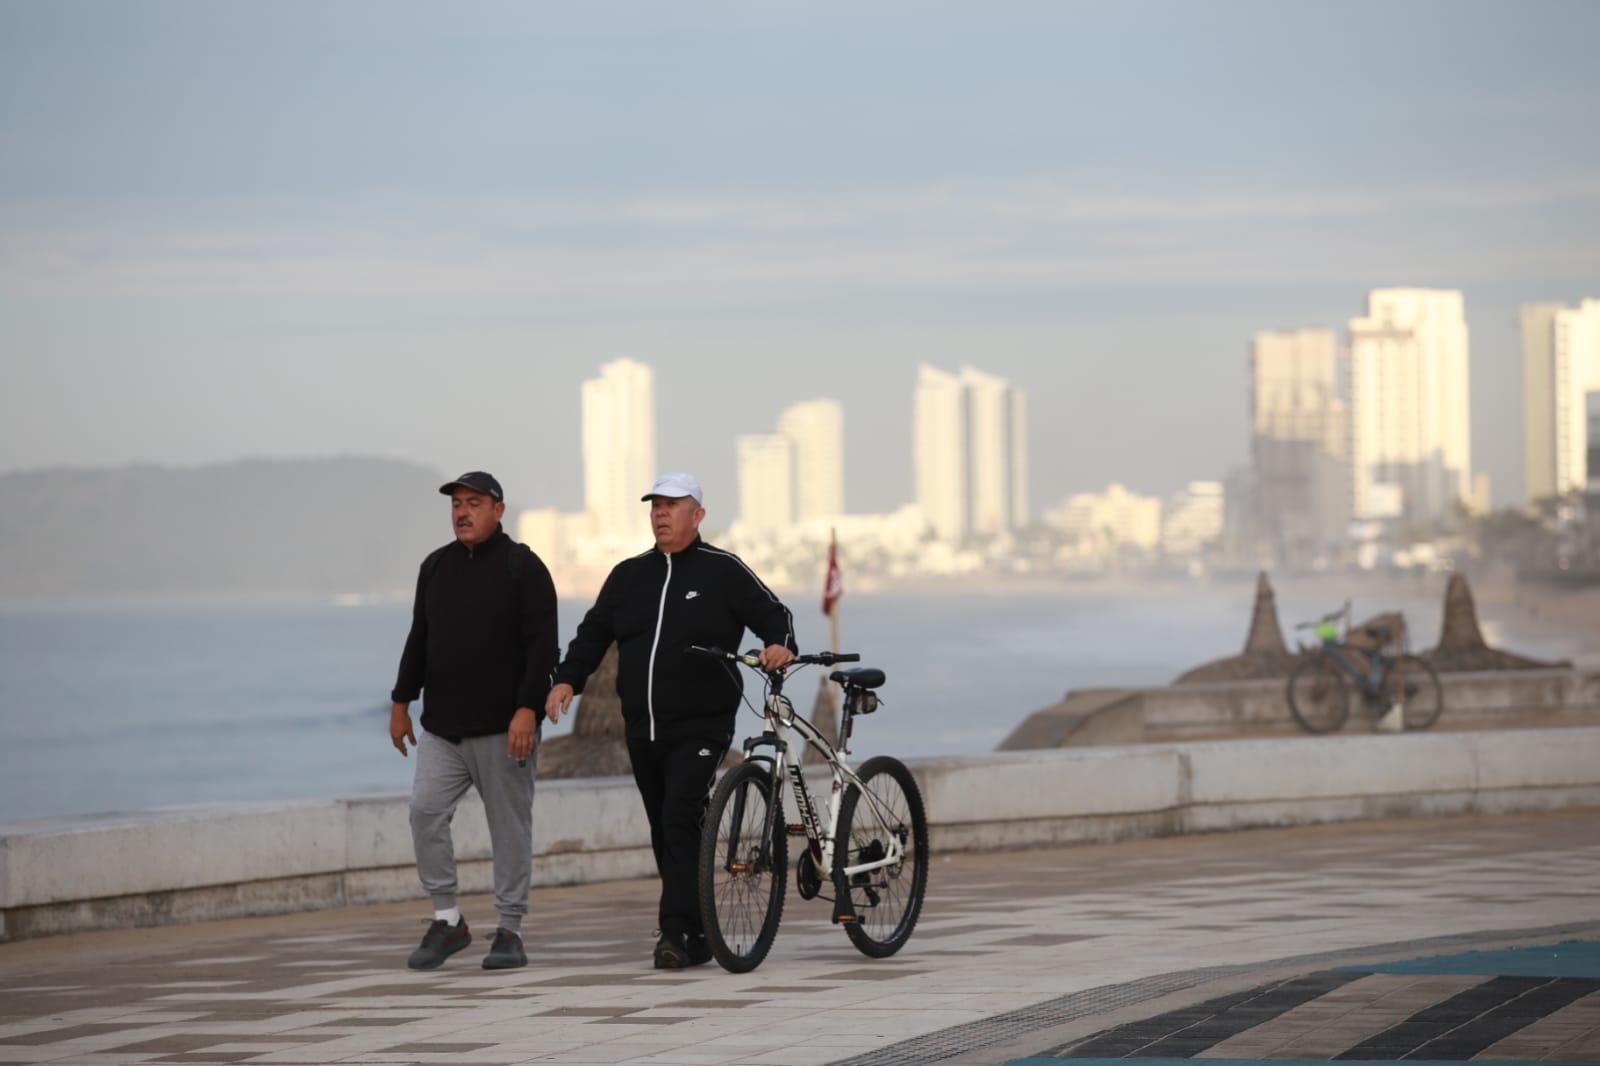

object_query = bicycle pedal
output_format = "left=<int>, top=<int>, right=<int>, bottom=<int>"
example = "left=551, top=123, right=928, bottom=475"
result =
left=786, top=823, right=806, bottom=836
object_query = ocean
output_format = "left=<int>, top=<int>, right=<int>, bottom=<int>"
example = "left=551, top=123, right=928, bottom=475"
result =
left=1, top=576, right=1590, bottom=823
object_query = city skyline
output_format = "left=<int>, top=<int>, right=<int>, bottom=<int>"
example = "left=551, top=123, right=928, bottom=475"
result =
left=2, top=4, right=1598, bottom=517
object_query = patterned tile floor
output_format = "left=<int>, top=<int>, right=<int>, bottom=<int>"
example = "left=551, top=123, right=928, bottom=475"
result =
left=1, top=809, right=1597, bottom=1066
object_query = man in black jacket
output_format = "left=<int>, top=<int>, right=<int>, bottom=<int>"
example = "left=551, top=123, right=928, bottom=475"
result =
left=390, top=471, right=559, bottom=972
left=546, top=472, right=796, bottom=968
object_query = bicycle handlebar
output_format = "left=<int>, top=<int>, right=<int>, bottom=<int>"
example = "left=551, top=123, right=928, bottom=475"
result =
left=1294, top=600, right=1352, bottom=630
left=685, top=645, right=859, bottom=669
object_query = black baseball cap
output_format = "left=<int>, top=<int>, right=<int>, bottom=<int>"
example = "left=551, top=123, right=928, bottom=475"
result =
left=438, top=471, right=504, bottom=502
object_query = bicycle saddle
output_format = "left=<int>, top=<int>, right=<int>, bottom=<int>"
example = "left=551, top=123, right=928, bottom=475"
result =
left=830, top=667, right=886, bottom=689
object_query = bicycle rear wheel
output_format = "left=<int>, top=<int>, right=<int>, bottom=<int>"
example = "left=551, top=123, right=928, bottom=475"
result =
left=834, top=755, right=928, bottom=959
left=1287, top=654, right=1350, bottom=734
left=698, top=760, right=786, bottom=973
left=1386, top=653, right=1443, bottom=730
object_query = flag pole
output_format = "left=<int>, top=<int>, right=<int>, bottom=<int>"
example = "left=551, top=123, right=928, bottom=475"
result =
left=805, top=527, right=845, bottom=764
left=828, top=526, right=841, bottom=656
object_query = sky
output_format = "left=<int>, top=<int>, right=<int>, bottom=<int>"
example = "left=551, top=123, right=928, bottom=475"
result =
left=2, top=0, right=1598, bottom=518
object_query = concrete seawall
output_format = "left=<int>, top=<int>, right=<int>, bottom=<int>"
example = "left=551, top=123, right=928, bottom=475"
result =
left=3, top=725, right=1598, bottom=943
left=1000, top=668, right=1600, bottom=749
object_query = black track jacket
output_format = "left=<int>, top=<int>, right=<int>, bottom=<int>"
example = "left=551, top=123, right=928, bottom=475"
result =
left=553, top=537, right=796, bottom=742
left=391, top=527, right=559, bottom=741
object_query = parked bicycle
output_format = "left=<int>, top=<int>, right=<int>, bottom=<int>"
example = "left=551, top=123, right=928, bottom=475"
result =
left=1287, top=602, right=1443, bottom=734
left=685, top=645, right=928, bottom=973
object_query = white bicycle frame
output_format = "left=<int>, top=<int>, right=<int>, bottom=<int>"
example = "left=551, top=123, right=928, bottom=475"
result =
left=752, top=685, right=904, bottom=888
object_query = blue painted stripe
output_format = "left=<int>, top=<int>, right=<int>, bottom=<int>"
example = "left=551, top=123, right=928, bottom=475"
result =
left=1007, top=1059, right=1570, bottom=1065
left=1334, top=939, right=1600, bottom=978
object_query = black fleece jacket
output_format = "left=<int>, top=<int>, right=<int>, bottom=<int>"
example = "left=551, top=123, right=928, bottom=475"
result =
left=391, top=527, right=559, bottom=741
left=554, top=537, right=796, bottom=742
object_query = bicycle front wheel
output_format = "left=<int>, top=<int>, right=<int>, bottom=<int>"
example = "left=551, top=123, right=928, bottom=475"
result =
left=698, top=760, right=786, bottom=973
left=1386, top=654, right=1443, bottom=730
left=834, top=755, right=928, bottom=959
left=1287, top=654, right=1350, bottom=734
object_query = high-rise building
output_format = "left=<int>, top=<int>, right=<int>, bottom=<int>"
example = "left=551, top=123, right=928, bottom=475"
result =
left=1587, top=392, right=1600, bottom=502
left=736, top=434, right=796, bottom=533
left=913, top=365, right=967, bottom=541
left=1349, top=289, right=1471, bottom=524
left=581, top=358, right=656, bottom=542
left=776, top=399, right=844, bottom=521
left=961, top=367, right=1028, bottom=536
left=1523, top=299, right=1600, bottom=503
left=912, top=364, right=1028, bottom=542
left=1250, top=327, right=1351, bottom=561
left=1162, top=481, right=1226, bottom=557
left=1045, top=483, right=1162, bottom=550
left=1522, top=303, right=1564, bottom=505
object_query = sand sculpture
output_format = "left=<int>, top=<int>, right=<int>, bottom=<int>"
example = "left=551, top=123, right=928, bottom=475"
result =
left=1172, top=572, right=1300, bottom=683
left=1423, top=573, right=1569, bottom=672
left=537, top=643, right=760, bottom=778
left=535, top=645, right=634, bottom=778
left=1173, top=571, right=1563, bottom=686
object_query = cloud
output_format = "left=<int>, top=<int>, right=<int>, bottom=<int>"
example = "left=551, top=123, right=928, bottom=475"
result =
left=3, top=177, right=1598, bottom=302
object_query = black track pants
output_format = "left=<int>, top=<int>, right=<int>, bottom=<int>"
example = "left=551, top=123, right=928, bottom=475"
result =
left=626, top=733, right=731, bottom=939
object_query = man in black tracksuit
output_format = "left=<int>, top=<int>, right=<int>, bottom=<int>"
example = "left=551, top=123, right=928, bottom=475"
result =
left=546, top=471, right=796, bottom=968
left=390, top=471, right=559, bottom=972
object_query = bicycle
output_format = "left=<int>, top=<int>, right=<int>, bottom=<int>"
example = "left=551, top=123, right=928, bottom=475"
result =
left=1286, top=601, right=1444, bottom=734
left=685, top=645, right=929, bottom=973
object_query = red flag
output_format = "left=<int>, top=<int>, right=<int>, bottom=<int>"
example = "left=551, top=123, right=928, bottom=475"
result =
left=822, top=536, right=843, bottom=617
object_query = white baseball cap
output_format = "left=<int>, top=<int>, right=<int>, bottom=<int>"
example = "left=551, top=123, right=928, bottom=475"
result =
left=641, top=472, right=703, bottom=504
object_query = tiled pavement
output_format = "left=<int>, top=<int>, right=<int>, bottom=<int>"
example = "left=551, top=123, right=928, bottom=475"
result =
left=1, top=809, right=1597, bottom=1066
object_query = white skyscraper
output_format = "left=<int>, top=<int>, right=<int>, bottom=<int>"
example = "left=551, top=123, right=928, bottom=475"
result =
left=581, top=358, right=656, bottom=542
left=1250, top=327, right=1351, bottom=558
left=913, top=365, right=967, bottom=541
left=776, top=399, right=844, bottom=521
left=913, top=364, right=1029, bottom=542
left=1349, top=289, right=1471, bottom=523
left=1522, top=303, right=1564, bottom=505
left=736, top=434, right=795, bottom=533
left=961, top=367, right=1028, bottom=535
left=1523, top=299, right=1600, bottom=502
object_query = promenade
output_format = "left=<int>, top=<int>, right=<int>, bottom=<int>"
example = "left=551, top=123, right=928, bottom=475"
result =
left=1, top=808, right=1596, bottom=1066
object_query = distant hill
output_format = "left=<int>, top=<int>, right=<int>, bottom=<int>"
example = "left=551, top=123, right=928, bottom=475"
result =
left=0, top=456, right=457, bottom=602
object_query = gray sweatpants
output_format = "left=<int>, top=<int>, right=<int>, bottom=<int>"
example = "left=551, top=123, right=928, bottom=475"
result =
left=409, top=729, right=537, bottom=932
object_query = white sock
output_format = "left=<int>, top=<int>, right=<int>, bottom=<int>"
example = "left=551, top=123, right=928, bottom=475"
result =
left=434, top=907, right=461, bottom=925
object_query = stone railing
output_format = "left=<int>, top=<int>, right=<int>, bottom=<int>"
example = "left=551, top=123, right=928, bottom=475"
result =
left=3, top=725, right=1598, bottom=942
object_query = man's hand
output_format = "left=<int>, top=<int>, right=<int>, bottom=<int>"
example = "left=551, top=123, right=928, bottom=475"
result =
left=759, top=644, right=796, bottom=672
left=390, top=702, right=417, bottom=757
left=508, top=707, right=538, bottom=762
left=546, top=683, right=575, bottom=724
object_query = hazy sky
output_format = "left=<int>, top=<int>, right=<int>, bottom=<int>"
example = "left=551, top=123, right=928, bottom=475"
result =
left=3, top=1, right=1598, bottom=518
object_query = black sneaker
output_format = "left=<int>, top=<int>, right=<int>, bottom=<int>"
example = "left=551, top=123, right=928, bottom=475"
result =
left=653, top=931, right=690, bottom=969
left=482, top=928, right=527, bottom=970
left=686, top=932, right=713, bottom=967
left=407, top=918, right=471, bottom=970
